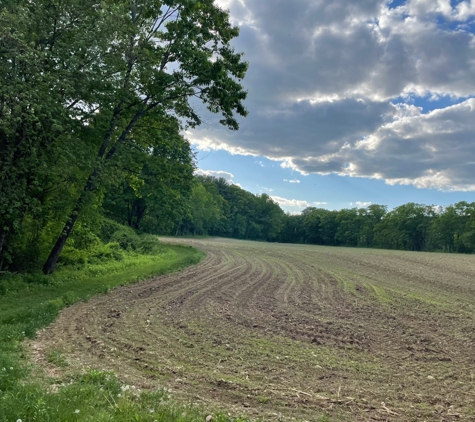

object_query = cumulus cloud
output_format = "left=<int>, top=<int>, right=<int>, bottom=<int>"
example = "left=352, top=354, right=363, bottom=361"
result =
left=353, top=201, right=372, bottom=207
left=189, top=0, right=475, bottom=191
left=195, top=169, right=241, bottom=186
left=270, top=196, right=310, bottom=208
left=405, top=0, right=475, bottom=21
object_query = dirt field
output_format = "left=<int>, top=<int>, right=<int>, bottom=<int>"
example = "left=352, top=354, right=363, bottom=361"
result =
left=32, top=238, right=475, bottom=421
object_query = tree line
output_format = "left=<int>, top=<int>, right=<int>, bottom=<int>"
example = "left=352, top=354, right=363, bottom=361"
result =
left=152, top=177, right=475, bottom=254
left=1, top=0, right=247, bottom=274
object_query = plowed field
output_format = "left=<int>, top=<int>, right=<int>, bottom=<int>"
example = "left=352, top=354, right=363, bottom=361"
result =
left=33, top=238, right=475, bottom=421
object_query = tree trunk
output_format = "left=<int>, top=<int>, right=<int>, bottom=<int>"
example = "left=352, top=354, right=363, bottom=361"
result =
left=42, top=99, right=145, bottom=274
left=133, top=201, right=147, bottom=229
left=42, top=169, right=98, bottom=274
left=42, top=211, right=80, bottom=274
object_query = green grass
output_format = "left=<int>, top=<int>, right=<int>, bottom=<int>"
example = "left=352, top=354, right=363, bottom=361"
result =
left=0, top=242, right=257, bottom=422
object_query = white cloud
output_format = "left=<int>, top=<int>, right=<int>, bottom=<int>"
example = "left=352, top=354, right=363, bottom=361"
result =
left=195, top=169, right=241, bottom=186
left=270, top=196, right=310, bottom=208
left=354, top=201, right=372, bottom=207
left=188, top=0, right=475, bottom=191
left=405, top=0, right=475, bottom=21
left=257, top=185, right=274, bottom=192
left=283, top=179, right=301, bottom=183
left=313, top=202, right=328, bottom=206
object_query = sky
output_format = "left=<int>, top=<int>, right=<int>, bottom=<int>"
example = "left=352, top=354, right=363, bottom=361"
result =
left=188, top=0, right=475, bottom=213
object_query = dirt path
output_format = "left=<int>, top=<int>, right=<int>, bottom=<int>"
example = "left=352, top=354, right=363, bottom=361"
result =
left=32, top=238, right=475, bottom=421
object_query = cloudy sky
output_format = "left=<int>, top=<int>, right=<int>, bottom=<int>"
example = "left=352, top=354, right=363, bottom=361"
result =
left=189, top=0, right=475, bottom=213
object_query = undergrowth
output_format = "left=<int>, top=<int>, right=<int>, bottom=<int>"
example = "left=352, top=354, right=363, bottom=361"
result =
left=0, top=233, right=259, bottom=422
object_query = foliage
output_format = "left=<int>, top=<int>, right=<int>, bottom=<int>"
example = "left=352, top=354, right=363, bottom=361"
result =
left=0, top=0, right=248, bottom=273
left=102, top=120, right=195, bottom=234
left=175, top=176, right=285, bottom=241
left=277, top=201, right=475, bottom=253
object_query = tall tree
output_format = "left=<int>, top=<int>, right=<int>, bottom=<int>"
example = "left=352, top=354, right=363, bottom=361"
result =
left=102, top=116, right=195, bottom=233
left=0, top=0, right=107, bottom=266
left=374, top=203, right=435, bottom=251
left=42, top=0, right=248, bottom=273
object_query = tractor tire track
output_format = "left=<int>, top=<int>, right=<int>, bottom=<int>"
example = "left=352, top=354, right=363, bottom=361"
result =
left=33, top=238, right=475, bottom=421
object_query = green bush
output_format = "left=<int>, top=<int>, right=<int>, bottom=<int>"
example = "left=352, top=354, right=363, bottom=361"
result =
left=88, top=242, right=124, bottom=263
left=99, top=219, right=129, bottom=243
left=58, top=245, right=90, bottom=266
left=110, top=227, right=140, bottom=251
left=137, top=234, right=163, bottom=254
left=69, top=224, right=102, bottom=250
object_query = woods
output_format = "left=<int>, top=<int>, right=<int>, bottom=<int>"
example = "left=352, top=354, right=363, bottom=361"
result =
left=155, top=176, right=475, bottom=254
left=1, top=0, right=247, bottom=273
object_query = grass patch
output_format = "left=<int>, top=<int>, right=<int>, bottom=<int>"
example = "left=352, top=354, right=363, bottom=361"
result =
left=45, top=350, right=68, bottom=367
left=0, top=240, right=258, bottom=422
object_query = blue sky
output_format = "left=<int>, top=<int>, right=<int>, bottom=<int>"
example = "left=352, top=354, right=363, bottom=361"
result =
left=189, top=0, right=475, bottom=213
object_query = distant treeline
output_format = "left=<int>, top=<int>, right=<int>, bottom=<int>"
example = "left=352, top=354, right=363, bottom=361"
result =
left=159, top=176, right=475, bottom=254
left=3, top=165, right=475, bottom=275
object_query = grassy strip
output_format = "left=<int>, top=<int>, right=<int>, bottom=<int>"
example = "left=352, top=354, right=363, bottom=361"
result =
left=0, top=244, right=250, bottom=422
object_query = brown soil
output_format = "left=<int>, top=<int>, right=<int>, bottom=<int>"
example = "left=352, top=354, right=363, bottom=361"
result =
left=32, top=238, right=475, bottom=421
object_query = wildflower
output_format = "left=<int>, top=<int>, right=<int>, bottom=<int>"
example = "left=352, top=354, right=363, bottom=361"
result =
left=1, top=368, right=5, bottom=371
left=74, top=409, right=80, bottom=414
left=117, top=393, right=122, bottom=397
left=10, top=367, right=13, bottom=370
left=17, top=419, right=22, bottom=422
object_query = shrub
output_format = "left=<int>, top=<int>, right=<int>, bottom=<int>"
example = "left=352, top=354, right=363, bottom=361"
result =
left=109, top=228, right=140, bottom=251
left=58, top=246, right=89, bottom=266
left=99, top=219, right=129, bottom=243
left=137, top=234, right=163, bottom=254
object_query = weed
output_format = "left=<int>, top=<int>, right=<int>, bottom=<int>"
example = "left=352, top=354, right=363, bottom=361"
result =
left=46, top=350, right=68, bottom=367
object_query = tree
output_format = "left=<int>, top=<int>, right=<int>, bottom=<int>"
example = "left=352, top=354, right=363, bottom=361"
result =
left=102, top=116, right=195, bottom=233
left=41, top=0, right=248, bottom=273
left=0, top=0, right=97, bottom=264
left=279, top=214, right=305, bottom=243
left=374, top=203, right=435, bottom=251
left=180, top=182, right=226, bottom=235
left=335, top=208, right=361, bottom=246
left=254, top=194, right=284, bottom=241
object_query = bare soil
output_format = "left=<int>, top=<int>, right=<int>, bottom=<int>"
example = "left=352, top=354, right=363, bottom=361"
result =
left=32, top=238, right=475, bottom=421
